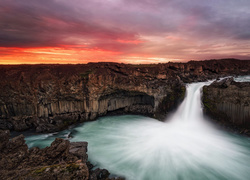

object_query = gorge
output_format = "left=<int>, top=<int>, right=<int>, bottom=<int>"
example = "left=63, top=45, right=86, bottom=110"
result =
left=22, top=78, right=250, bottom=180
left=1, top=59, right=250, bottom=133
left=0, top=59, right=250, bottom=179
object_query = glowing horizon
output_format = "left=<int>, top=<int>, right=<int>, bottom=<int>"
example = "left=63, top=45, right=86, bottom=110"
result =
left=1, top=0, right=250, bottom=64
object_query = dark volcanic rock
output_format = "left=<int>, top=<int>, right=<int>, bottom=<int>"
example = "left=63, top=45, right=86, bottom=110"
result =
left=89, top=168, right=110, bottom=180
left=0, top=59, right=249, bottom=132
left=0, top=130, right=9, bottom=150
left=202, top=78, right=250, bottom=135
left=0, top=130, right=121, bottom=180
left=0, top=63, right=185, bottom=132
left=69, top=142, right=88, bottom=162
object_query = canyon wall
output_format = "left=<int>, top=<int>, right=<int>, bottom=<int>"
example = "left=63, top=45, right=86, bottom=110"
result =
left=0, top=63, right=185, bottom=132
left=0, top=59, right=250, bottom=132
left=202, top=78, right=250, bottom=133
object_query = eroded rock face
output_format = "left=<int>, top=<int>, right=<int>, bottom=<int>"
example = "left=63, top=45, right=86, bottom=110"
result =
left=0, top=130, right=124, bottom=180
left=0, top=63, right=185, bottom=132
left=202, top=78, right=250, bottom=135
left=0, top=59, right=249, bottom=132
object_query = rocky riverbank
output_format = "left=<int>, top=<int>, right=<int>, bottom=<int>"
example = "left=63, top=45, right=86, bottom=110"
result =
left=0, top=130, right=124, bottom=180
left=1, top=59, right=250, bottom=179
left=202, top=78, right=250, bottom=136
left=0, top=59, right=250, bottom=133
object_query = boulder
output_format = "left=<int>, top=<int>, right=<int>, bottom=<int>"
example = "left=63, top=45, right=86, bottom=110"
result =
left=0, top=131, right=122, bottom=179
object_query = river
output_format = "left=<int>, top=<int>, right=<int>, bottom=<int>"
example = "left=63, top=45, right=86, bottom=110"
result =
left=25, top=76, right=250, bottom=180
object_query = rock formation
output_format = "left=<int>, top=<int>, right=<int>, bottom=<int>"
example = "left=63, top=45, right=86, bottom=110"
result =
left=202, top=78, right=250, bottom=135
left=0, top=59, right=250, bottom=132
left=0, top=130, right=124, bottom=180
left=0, top=59, right=250, bottom=178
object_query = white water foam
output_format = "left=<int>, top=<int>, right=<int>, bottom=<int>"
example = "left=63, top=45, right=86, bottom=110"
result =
left=234, top=75, right=250, bottom=82
left=69, top=81, right=250, bottom=180
left=25, top=79, right=250, bottom=180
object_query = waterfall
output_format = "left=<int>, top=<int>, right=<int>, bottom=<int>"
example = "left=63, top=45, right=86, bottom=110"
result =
left=168, top=81, right=212, bottom=123
left=25, top=79, right=250, bottom=180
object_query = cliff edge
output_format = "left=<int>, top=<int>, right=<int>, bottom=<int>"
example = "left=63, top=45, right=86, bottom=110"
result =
left=202, top=78, right=250, bottom=135
left=0, top=59, right=249, bottom=132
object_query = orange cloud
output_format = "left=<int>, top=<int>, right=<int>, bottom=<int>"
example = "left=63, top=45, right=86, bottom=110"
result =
left=0, top=46, right=122, bottom=64
left=116, top=39, right=144, bottom=45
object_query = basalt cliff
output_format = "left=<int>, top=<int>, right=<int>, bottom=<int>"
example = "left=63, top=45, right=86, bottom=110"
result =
left=0, top=59, right=250, bottom=132
left=202, top=78, right=250, bottom=135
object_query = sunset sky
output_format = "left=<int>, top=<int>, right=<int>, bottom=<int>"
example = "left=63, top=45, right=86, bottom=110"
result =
left=1, top=0, right=250, bottom=64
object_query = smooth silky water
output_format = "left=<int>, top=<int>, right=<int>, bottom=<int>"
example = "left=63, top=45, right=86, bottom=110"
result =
left=25, top=76, right=250, bottom=180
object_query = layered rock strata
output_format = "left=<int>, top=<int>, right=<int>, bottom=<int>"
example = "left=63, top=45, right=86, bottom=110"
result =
left=0, top=130, right=124, bottom=180
left=0, top=59, right=250, bottom=132
left=202, top=78, right=250, bottom=135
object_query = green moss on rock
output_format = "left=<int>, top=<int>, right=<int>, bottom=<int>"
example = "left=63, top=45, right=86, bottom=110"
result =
left=33, top=167, right=47, bottom=174
left=155, top=85, right=186, bottom=120
left=66, top=163, right=80, bottom=172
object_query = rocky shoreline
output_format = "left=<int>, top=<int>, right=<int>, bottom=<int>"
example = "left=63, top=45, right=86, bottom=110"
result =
left=0, top=130, right=125, bottom=180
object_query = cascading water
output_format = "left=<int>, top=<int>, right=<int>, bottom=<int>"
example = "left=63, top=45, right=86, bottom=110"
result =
left=25, top=78, right=250, bottom=180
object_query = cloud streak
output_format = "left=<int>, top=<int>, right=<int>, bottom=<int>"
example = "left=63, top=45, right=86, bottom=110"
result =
left=0, top=0, right=250, bottom=64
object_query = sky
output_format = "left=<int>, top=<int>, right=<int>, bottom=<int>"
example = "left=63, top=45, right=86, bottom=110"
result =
left=0, top=0, right=250, bottom=64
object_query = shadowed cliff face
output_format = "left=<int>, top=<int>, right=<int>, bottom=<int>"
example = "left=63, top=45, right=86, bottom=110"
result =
left=0, top=63, right=184, bottom=132
left=202, top=78, right=250, bottom=134
left=0, top=59, right=249, bottom=132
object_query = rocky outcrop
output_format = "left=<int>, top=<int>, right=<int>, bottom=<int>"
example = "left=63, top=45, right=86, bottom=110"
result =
left=0, top=59, right=249, bottom=132
left=167, top=58, right=250, bottom=82
left=0, top=130, right=124, bottom=180
left=202, top=78, right=250, bottom=135
left=0, top=63, right=183, bottom=132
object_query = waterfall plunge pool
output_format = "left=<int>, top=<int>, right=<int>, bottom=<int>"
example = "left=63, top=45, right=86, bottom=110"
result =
left=25, top=78, right=250, bottom=180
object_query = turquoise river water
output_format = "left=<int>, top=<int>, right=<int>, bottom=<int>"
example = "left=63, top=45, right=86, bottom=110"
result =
left=24, top=76, right=250, bottom=180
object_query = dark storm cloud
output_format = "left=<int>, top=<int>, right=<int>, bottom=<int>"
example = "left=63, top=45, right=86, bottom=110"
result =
left=0, top=0, right=250, bottom=60
left=119, top=0, right=250, bottom=41
left=0, top=0, right=138, bottom=49
left=171, top=0, right=250, bottom=40
left=0, top=0, right=65, bottom=46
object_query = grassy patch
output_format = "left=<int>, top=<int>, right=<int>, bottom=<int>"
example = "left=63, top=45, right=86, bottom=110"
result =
left=33, top=167, right=48, bottom=174
left=66, top=163, right=80, bottom=172
left=180, top=86, right=186, bottom=99
left=32, top=163, right=80, bottom=176
left=202, top=87, right=217, bottom=113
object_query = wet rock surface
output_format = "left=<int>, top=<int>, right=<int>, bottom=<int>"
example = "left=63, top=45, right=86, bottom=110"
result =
left=202, top=78, right=250, bottom=135
left=0, top=130, right=124, bottom=180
